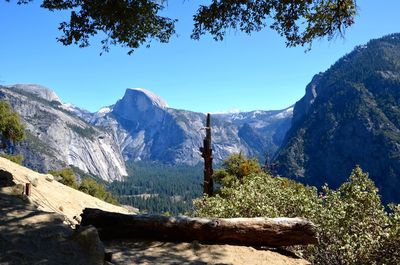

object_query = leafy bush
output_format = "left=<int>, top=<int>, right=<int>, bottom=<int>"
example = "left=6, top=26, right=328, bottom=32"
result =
left=0, top=153, right=24, bottom=165
left=0, top=101, right=25, bottom=146
left=213, top=153, right=262, bottom=187
left=193, top=154, right=400, bottom=265
left=308, top=167, right=388, bottom=265
left=372, top=204, right=400, bottom=264
left=79, top=178, right=119, bottom=205
left=49, top=168, right=78, bottom=188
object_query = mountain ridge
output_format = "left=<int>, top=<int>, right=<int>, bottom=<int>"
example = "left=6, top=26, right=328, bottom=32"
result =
left=274, top=33, right=400, bottom=203
left=93, top=88, right=292, bottom=165
left=1, top=83, right=292, bottom=181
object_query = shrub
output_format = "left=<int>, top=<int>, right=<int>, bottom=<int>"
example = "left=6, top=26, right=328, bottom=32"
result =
left=307, top=167, right=388, bottom=265
left=213, top=153, right=262, bottom=187
left=0, top=101, right=25, bottom=146
left=78, top=178, right=119, bottom=205
left=372, top=204, right=400, bottom=264
left=0, top=153, right=24, bottom=165
left=193, top=154, right=400, bottom=265
left=49, top=168, right=78, bottom=188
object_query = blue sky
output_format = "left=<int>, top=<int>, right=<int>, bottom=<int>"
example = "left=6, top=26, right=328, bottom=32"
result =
left=1, top=1, right=400, bottom=113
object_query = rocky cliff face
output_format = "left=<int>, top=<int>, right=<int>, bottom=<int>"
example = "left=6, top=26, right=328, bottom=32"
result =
left=0, top=85, right=127, bottom=181
left=91, top=88, right=293, bottom=165
left=291, top=74, right=321, bottom=125
left=274, top=33, right=400, bottom=203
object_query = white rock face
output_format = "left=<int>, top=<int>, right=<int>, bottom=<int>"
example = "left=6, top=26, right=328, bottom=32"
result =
left=127, top=88, right=169, bottom=109
left=10, top=84, right=62, bottom=102
left=0, top=86, right=127, bottom=182
left=112, top=88, right=167, bottom=123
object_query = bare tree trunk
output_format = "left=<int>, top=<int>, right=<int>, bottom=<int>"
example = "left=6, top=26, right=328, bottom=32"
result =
left=200, top=113, right=213, bottom=196
left=81, top=208, right=317, bottom=247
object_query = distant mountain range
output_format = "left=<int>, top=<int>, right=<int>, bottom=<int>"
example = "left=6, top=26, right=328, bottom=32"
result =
left=0, top=84, right=292, bottom=181
left=274, top=33, right=400, bottom=203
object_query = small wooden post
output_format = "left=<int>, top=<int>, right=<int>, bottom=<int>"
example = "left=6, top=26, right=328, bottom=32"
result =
left=200, top=113, right=213, bottom=196
left=25, top=183, right=31, bottom=196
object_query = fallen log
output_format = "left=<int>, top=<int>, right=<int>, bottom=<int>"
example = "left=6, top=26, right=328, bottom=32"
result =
left=81, top=208, right=317, bottom=247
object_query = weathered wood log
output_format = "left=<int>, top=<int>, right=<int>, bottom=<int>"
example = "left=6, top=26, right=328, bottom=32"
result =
left=81, top=208, right=317, bottom=247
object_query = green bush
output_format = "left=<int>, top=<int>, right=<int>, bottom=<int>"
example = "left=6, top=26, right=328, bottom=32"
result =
left=372, top=204, right=400, bottom=264
left=193, top=154, right=400, bottom=265
left=79, top=178, right=119, bottom=205
left=0, top=101, right=25, bottom=146
left=0, top=153, right=24, bottom=165
left=213, top=153, right=262, bottom=187
left=49, top=168, right=78, bottom=188
left=307, top=167, right=389, bottom=265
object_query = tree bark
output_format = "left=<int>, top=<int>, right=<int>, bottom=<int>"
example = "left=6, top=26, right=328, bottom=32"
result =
left=200, top=113, right=213, bottom=196
left=81, top=208, right=317, bottom=247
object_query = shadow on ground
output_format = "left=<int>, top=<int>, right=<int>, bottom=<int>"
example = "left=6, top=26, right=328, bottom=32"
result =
left=105, top=239, right=228, bottom=265
left=0, top=192, right=94, bottom=265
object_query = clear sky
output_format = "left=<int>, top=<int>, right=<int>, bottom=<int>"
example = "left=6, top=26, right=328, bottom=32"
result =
left=1, top=1, right=400, bottom=113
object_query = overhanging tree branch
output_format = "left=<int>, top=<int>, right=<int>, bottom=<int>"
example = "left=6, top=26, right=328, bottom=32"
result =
left=5, top=0, right=358, bottom=53
left=192, top=0, right=357, bottom=48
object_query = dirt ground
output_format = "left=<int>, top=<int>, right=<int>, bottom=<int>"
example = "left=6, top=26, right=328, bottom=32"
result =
left=0, top=157, right=132, bottom=226
left=0, top=192, right=101, bottom=265
left=105, top=240, right=310, bottom=265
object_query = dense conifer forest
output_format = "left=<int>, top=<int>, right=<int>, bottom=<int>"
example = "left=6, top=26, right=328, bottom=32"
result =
left=108, top=161, right=204, bottom=214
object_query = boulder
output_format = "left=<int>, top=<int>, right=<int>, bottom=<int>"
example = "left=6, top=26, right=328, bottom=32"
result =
left=73, top=225, right=105, bottom=265
left=45, top=174, right=54, bottom=182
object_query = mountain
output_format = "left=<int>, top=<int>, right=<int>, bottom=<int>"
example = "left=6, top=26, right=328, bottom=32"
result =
left=0, top=85, right=127, bottom=181
left=0, top=84, right=292, bottom=181
left=274, top=33, right=400, bottom=203
left=214, top=108, right=293, bottom=158
left=91, top=88, right=292, bottom=165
